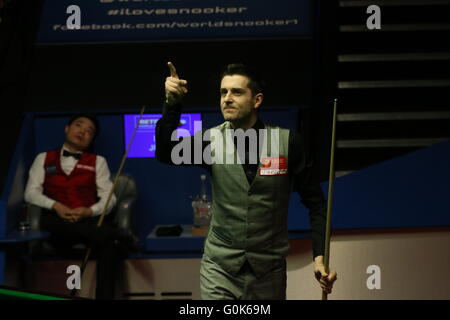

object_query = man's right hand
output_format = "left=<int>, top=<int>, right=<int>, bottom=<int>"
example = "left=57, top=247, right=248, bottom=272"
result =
left=165, top=61, right=188, bottom=106
left=52, top=202, right=75, bottom=222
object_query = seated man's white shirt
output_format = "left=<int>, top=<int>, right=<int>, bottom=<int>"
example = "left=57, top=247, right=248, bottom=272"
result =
left=24, top=145, right=116, bottom=216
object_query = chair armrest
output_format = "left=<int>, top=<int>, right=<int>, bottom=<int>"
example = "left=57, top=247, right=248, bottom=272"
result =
left=113, top=197, right=136, bottom=232
left=27, top=204, right=44, bottom=230
left=25, top=204, right=44, bottom=257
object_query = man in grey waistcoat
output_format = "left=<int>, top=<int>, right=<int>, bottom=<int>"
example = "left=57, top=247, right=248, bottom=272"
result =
left=156, top=62, right=337, bottom=299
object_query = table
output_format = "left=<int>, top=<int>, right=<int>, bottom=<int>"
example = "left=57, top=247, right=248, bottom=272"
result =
left=0, top=229, right=51, bottom=286
left=0, top=285, right=75, bottom=300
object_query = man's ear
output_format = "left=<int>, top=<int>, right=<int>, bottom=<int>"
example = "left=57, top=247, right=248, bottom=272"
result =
left=64, top=126, right=68, bottom=135
left=254, top=93, right=264, bottom=110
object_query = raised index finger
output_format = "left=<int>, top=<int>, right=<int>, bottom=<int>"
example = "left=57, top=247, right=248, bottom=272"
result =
left=167, top=61, right=179, bottom=79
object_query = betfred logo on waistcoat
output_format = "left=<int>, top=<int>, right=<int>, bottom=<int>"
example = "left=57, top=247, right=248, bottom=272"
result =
left=76, top=164, right=95, bottom=172
left=259, top=157, right=287, bottom=176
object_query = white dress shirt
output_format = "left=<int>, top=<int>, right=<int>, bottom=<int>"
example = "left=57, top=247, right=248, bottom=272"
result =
left=24, top=145, right=117, bottom=216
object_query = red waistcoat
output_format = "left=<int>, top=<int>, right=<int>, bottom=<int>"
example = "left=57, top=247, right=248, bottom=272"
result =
left=43, top=149, right=98, bottom=209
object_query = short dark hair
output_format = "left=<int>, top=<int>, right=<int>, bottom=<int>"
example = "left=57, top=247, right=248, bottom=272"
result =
left=67, top=113, right=100, bottom=139
left=220, top=63, right=265, bottom=96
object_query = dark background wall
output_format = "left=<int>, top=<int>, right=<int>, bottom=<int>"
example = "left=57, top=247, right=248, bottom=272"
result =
left=26, top=39, right=314, bottom=110
left=0, top=0, right=44, bottom=193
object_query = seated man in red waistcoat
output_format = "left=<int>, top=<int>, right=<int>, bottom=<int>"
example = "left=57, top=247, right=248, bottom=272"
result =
left=24, top=114, right=125, bottom=300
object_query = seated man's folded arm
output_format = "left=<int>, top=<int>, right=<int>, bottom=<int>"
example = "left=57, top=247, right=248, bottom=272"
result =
left=24, top=152, right=56, bottom=210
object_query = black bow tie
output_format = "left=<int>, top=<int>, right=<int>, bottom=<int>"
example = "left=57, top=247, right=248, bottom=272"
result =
left=63, top=150, right=82, bottom=160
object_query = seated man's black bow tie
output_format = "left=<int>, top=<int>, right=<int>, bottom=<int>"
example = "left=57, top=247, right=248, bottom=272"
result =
left=63, top=150, right=82, bottom=160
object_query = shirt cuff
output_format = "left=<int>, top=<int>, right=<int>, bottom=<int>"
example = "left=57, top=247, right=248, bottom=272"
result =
left=89, top=203, right=102, bottom=217
left=44, top=199, right=57, bottom=211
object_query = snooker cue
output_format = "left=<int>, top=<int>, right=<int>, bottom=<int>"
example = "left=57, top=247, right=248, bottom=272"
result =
left=322, top=99, right=337, bottom=301
left=71, top=106, right=146, bottom=296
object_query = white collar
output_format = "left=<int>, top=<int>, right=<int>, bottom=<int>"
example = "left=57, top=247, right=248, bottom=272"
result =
left=61, top=144, right=83, bottom=154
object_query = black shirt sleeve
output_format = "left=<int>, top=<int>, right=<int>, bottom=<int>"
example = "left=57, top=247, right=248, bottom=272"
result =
left=289, top=131, right=327, bottom=260
left=155, top=102, right=182, bottom=164
left=155, top=102, right=211, bottom=172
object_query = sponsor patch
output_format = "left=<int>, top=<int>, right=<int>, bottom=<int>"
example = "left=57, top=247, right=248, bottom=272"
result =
left=76, top=164, right=95, bottom=172
left=45, top=165, right=57, bottom=174
left=259, top=157, right=288, bottom=176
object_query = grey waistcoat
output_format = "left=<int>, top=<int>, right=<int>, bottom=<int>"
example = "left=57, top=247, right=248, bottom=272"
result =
left=204, top=121, right=292, bottom=278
